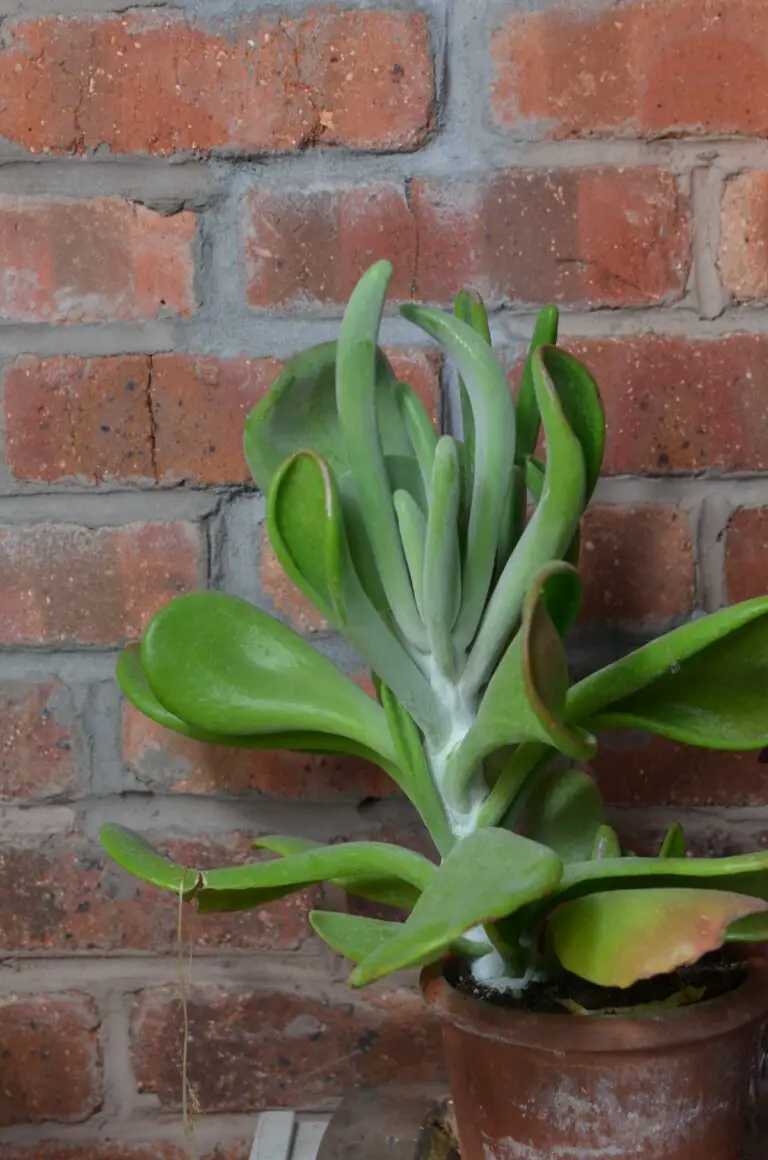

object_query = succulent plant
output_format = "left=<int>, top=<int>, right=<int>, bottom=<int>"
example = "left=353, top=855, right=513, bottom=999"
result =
left=102, top=261, right=768, bottom=994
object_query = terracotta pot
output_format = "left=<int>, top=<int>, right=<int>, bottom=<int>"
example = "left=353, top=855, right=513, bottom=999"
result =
left=421, top=959, right=768, bottom=1160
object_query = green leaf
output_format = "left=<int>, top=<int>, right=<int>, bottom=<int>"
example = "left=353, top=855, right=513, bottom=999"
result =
left=521, top=767, right=604, bottom=865
left=453, top=289, right=492, bottom=526
left=660, top=823, right=686, bottom=859
left=462, top=347, right=587, bottom=697
left=140, top=592, right=398, bottom=762
left=117, top=643, right=394, bottom=765
left=400, top=304, right=516, bottom=653
left=397, top=384, right=437, bottom=503
left=515, top=306, right=559, bottom=460
left=548, top=888, right=768, bottom=988
left=349, top=828, right=562, bottom=987
left=495, top=465, right=526, bottom=579
left=336, top=261, right=425, bottom=648
left=569, top=596, right=768, bottom=750
left=447, top=564, right=594, bottom=808
left=592, top=825, right=622, bottom=860
left=310, top=911, right=493, bottom=964
left=541, top=347, right=605, bottom=500
left=726, top=913, right=768, bottom=943
left=393, top=491, right=427, bottom=620
left=424, top=436, right=461, bottom=676
left=100, top=823, right=202, bottom=895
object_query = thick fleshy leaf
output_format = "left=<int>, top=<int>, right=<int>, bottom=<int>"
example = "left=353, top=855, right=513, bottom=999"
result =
left=660, top=823, right=686, bottom=859
left=100, top=823, right=202, bottom=895
left=521, top=768, right=604, bottom=865
left=548, top=888, right=768, bottom=988
left=569, top=596, right=768, bottom=750
left=453, top=289, right=492, bottom=531
left=447, top=565, right=594, bottom=808
left=140, top=593, right=398, bottom=762
left=462, top=347, right=586, bottom=697
left=310, top=911, right=492, bottom=964
left=393, top=490, right=427, bottom=619
left=400, top=304, right=516, bottom=653
left=424, top=436, right=461, bottom=676
left=336, top=261, right=425, bottom=648
left=726, top=913, right=768, bottom=942
left=592, top=825, right=622, bottom=860
left=117, top=644, right=395, bottom=765
left=541, top=347, right=605, bottom=500
left=398, top=384, right=437, bottom=503
left=495, top=465, right=527, bottom=579
left=349, top=828, right=562, bottom=986
left=515, top=306, right=559, bottom=460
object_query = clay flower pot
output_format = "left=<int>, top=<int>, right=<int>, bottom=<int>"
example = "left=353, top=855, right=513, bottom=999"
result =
left=421, top=959, right=768, bottom=1160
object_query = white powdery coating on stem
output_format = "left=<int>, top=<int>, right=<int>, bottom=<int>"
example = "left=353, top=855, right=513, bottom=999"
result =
left=472, top=950, right=542, bottom=995
left=420, top=655, right=485, bottom=838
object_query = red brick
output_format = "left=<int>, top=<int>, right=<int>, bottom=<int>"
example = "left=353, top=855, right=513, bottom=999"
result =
left=0, top=522, right=202, bottom=646
left=612, top=810, right=768, bottom=861
left=122, top=702, right=395, bottom=801
left=725, top=508, right=768, bottom=604
left=593, top=734, right=768, bottom=808
left=245, top=184, right=417, bottom=308
left=2, top=1147, right=248, bottom=1160
left=0, top=198, right=195, bottom=323
left=720, top=172, right=768, bottom=301
left=579, top=506, right=695, bottom=627
left=491, top=0, right=768, bottom=139
left=0, top=12, right=433, bottom=156
left=5, top=356, right=155, bottom=484
left=243, top=171, right=689, bottom=309
left=0, top=993, right=101, bottom=1126
left=0, top=835, right=317, bottom=954
left=131, top=983, right=443, bottom=1111
left=523, top=336, right=768, bottom=475
left=0, top=680, right=81, bottom=802
left=413, top=169, right=689, bottom=307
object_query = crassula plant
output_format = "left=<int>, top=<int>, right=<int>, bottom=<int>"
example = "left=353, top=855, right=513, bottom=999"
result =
left=102, top=261, right=768, bottom=997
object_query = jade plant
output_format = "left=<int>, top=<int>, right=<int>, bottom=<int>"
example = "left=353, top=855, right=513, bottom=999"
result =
left=101, top=261, right=768, bottom=995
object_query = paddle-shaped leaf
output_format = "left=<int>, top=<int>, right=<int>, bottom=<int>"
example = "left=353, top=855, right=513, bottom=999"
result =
left=336, top=261, right=425, bottom=648
left=462, top=347, right=587, bottom=697
left=447, top=564, right=595, bottom=808
left=521, top=767, right=604, bottom=865
left=349, top=828, right=562, bottom=986
left=568, top=596, right=768, bottom=750
left=515, top=306, right=559, bottom=460
left=100, top=823, right=202, bottom=895
left=140, top=593, right=398, bottom=762
left=400, top=304, right=516, bottom=654
left=548, top=888, right=768, bottom=988
left=310, top=911, right=492, bottom=964
left=542, top=347, right=605, bottom=500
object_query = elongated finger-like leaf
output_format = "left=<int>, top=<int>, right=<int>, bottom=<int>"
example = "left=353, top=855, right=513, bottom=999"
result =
left=660, top=823, right=686, bottom=859
left=100, top=823, right=202, bottom=895
left=118, top=644, right=396, bottom=767
left=448, top=565, right=594, bottom=807
left=569, top=596, right=768, bottom=750
left=462, top=347, right=586, bottom=697
left=398, top=385, right=437, bottom=503
left=140, top=593, right=398, bottom=763
left=495, top=465, right=527, bottom=579
left=393, top=490, right=427, bottom=620
left=548, top=888, right=768, bottom=988
left=592, top=825, right=622, bottom=860
left=515, top=306, right=559, bottom=460
left=424, top=436, right=461, bottom=676
left=349, top=828, right=562, bottom=986
left=521, top=767, right=604, bottom=865
left=542, top=348, right=605, bottom=500
left=337, top=261, right=425, bottom=648
left=400, top=305, right=516, bottom=654
left=310, top=911, right=492, bottom=964
left=453, top=289, right=492, bottom=530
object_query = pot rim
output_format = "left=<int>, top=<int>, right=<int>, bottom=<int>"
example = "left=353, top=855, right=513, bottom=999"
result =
left=420, top=957, right=768, bottom=1054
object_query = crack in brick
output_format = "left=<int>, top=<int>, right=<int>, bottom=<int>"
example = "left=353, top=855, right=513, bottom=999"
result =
left=404, top=177, right=420, bottom=300
left=277, top=19, right=326, bottom=150
left=145, top=355, right=159, bottom=483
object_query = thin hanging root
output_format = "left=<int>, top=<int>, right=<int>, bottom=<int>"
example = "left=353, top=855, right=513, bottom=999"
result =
left=178, top=877, right=200, bottom=1160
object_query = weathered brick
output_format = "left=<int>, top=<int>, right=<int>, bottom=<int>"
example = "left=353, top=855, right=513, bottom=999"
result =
left=0, top=834, right=318, bottom=954
left=245, top=184, right=417, bottom=308
left=612, top=810, right=768, bottom=861
left=725, top=508, right=768, bottom=604
left=131, top=983, right=443, bottom=1111
left=491, top=0, right=768, bottom=139
left=244, top=171, right=689, bottom=309
left=579, top=506, right=695, bottom=626
left=593, top=734, right=768, bottom=808
left=0, top=199, right=195, bottom=323
left=0, top=12, right=433, bottom=156
left=122, top=703, right=396, bottom=800
left=5, top=356, right=156, bottom=484
left=2, top=1146, right=247, bottom=1160
left=0, top=523, right=202, bottom=646
left=720, top=172, right=768, bottom=301
left=0, top=993, right=101, bottom=1126
left=525, top=336, right=768, bottom=475
left=0, top=680, right=82, bottom=802
left=6, top=349, right=438, bottom=487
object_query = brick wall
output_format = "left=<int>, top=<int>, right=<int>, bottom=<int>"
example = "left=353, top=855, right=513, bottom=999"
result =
left=2, top=0, right=768, bottom=1153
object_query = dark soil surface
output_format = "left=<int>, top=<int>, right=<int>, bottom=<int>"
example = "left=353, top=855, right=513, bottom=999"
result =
left=449, top=949, right=747, bottom=1015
